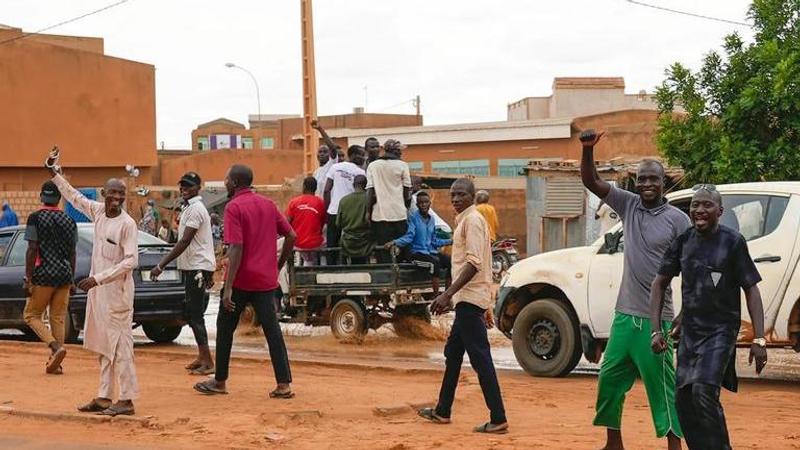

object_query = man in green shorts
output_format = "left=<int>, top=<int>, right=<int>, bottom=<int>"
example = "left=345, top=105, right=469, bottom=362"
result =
left=580, top=129, right=690, bottom=450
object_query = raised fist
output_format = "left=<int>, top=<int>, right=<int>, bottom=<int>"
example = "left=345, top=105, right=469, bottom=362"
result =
left=579, top=129, right=605, bottom=147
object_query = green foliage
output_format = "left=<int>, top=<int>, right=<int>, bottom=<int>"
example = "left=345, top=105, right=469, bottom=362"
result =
left=655, top=0, right=800, bottom=184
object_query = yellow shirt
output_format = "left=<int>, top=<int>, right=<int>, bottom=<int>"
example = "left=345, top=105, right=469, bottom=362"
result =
left=475, top=203, right=499, bottom=242
left=450, top=205, right=493, bottom=310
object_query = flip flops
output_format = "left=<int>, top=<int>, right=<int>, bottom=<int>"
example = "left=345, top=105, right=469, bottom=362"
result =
left=417, top=407, right=451, bottom=424
left=46, top=347, right=67, bottom=374
left=194, top=380, right=228, bottom=395
left=78, top=398, right=111, bottom=413
left=189, top=366, right=215, bottom=376
left=473, top=422, right=509, bottom=434
left=269, top=389, right=295, bottom=399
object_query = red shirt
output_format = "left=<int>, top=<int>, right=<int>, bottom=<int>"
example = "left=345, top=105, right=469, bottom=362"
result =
left=286, top=194, right=325, bottom=249
left=224, top=189, right=292, bottom=291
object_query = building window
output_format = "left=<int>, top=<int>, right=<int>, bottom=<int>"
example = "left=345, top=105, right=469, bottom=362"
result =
left=431, top=159, right=489, bottom=176
left=498, top=158, right=529, bottom=177
left=241, top=137, right=254, bottom=149
left=407, top=161, right=424, bottom=172
left=197, top=136, right=209, bottom=151
left=260, top=137, right=275, bottom=149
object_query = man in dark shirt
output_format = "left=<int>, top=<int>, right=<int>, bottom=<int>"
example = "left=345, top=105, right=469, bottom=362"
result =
left=650, top=185, right=767, bottom=450
left=336, top=175, right=372, bottom=264
left=23, top=180, right=77, bottom=374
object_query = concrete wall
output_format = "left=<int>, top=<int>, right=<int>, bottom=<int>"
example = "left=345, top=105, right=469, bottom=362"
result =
left=158, top=149, right=303, bottom=186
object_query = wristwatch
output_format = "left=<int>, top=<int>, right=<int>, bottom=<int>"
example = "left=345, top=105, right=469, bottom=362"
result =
left=752, top=337, right=767, bottom=347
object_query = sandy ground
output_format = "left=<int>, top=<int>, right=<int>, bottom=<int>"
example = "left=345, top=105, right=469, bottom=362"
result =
left=1, top=341, right=800, bottom=449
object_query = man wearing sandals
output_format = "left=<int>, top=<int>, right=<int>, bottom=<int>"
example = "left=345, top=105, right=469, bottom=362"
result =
left=23, top=180, right=77, bottom=375
left=150, top=171, right=216, bottom=375
left=419, top=178, right=509, bottom=435
left=46, top=149, right=140, bottom=417
left=194, top=164, right=296, bottom=399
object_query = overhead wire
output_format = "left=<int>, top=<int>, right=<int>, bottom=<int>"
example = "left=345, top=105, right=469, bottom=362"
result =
left=626, top=0, right=752, bottom=28
left=0, top=0, right=132, bottom=46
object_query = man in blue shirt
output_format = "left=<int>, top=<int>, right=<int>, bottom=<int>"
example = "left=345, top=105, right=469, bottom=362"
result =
left=387, top=191, right=452, bottom=293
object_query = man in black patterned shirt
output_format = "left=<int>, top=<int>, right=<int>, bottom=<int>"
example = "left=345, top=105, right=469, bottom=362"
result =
left=23, top=180, right=78, bottom=375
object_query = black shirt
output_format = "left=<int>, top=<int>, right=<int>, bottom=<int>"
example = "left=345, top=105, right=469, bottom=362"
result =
left=24, top=208, right=78, bottom=287
left=659, top=225, right=762, bottom=391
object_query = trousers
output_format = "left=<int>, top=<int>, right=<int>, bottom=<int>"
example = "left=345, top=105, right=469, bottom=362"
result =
left=182, top=270, right=212, bottom=346
left=24, top=284, right=71, bottom=345
left=677, top=383, right=731, bottom=450
left=97, top=338, right=139, bottom=401
left=435, top=302, right=506, bottom=424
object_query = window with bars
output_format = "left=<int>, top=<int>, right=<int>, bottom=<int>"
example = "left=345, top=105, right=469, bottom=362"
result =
left=431, top=159, right=489, bottom=176
left=260, top=137, right=274, bottom=149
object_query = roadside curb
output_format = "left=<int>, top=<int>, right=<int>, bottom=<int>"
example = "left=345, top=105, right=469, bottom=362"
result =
left=0, top=405, right=156, bottom=428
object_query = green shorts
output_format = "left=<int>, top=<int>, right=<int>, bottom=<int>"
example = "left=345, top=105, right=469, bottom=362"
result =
left=593, top=312, right=682, bottom=438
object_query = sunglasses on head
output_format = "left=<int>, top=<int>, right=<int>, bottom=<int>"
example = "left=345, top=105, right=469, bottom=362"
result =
left=692, top=184, right=717, bottom=192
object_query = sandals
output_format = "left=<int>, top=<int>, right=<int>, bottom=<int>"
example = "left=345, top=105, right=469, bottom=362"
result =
left=269, top=389, right=295, bottom=399
left=473, top=422, right=509, bottom=434
left=97, top=403, right=135, bottom=417
left=417, top=407, right=451, bottom=424
left=78, top=398, right=111, bottom=413
left=185, top=360, right=202, bottom=371
left=189, top=366, right=215, bottom=376
left=194, top=380, right=228, bottom=395
left=46, top=347, right=67, bottom=374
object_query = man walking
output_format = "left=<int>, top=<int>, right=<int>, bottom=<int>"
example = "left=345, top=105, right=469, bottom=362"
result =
left=23, top=180, right=77, bottom=374
left=193, top=165, right=295, bottom=398
left=650, top=185, right=767, bottom=450
left=475, top=190, right=499, bottom=242
left=580, top=129, right=688, bottom=450
left=47, top=150, right=140, bottom=417
left=418, top=178, right=507, bottom=434
left=286, top=176, right=326, bottom=265
left=366, top=139, right=412, bottom=262
left=151, top=172, right=216, bottom=375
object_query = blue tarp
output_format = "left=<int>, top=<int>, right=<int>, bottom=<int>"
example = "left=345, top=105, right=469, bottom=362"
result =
left=65, top=188, right=96, bottom=223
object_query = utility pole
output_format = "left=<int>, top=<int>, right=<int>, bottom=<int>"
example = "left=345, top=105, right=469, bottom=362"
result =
left=414, top=94, right=421, bottom=118
left=301, top=0, right=318, bottom=175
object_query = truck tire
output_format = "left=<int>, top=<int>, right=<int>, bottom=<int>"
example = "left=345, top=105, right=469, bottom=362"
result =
left=330, top=299, right=367, bottom=342
left=512, top=299, right=582, bottom=377
left=142, top=323, right=183, bottom=344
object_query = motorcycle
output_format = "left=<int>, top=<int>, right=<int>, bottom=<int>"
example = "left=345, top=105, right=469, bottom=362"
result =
left=491, top=237, right=519, bottom=283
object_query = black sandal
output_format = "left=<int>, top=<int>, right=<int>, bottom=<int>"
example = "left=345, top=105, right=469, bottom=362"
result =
left=417, top=407, right=451, bottom=424
left=77, top=398, right=111, bottom=413
left=473, top=422, right=509, bottom=434
left=194, top=380, right=228, bottom=395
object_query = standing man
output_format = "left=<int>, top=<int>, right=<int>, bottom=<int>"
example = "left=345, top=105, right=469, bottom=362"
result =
left=650, top=185, right=767, bottom=450
left=475, top=190, right=499, bottom=242
left=286, top=176, right=326, bottom=265
left=323, top=145, right=366, bottom=263
left=336, top=175, right=373, bottom=264
left=311, top=120, right=339, bottom=198
left=23, top=180, right=77, bottom=374
left=418, top=178, right=507, bottom=434
left=366, top=139, right=412, bottom=262
left=580, top=129, right=688, bottom=450
left=46, top=151, right=140, bottom=417
left=193, top=165, right=295, bottom=398
left=364, top=137, right=381, bottom=168
left=150, top=172, right=216, bottom=375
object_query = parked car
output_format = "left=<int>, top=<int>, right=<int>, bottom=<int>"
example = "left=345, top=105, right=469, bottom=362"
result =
left=0, top=223, right=196, bottom=343
left=495, top=182, right=800, bottom=377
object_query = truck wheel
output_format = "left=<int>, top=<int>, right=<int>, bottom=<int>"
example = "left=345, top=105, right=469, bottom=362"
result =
left=142, top=323, right=183, bottom=344
left=64, top=312, right=80, bottom=344
left=512, top=299, right=582, bottom=377
left=330, top=299, right=367, bottom=342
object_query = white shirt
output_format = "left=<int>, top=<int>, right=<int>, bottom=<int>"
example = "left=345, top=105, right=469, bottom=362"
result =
left=326, top=161, right=366, bottom=215
left=366, top=158, right=412, bottom=222
left=177, top=196, right=217, bottom=272
left=314, top=156, right=338, bottom=198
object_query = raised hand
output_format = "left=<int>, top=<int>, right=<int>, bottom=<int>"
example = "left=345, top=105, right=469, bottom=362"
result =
left=579, top=129, right=605, bottom=148
left=45, top=146, right=63, bottom=175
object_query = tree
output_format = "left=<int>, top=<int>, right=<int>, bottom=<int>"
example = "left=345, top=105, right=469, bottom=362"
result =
left=655, top=0, right=800, bottom=184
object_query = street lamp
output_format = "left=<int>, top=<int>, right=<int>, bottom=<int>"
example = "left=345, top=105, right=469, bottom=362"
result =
left=225, top=62, right=262, bottom=126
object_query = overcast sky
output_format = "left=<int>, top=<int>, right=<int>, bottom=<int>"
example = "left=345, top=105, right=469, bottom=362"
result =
left=5, top=0, right=754, bottom=148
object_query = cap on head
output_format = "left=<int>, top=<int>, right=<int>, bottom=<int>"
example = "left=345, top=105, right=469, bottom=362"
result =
left=179, top=172, right=202, bottom=187
left=40, top=180, right=61, bottom=204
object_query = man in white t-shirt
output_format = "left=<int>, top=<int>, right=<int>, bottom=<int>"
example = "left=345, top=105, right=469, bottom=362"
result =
left=366, top=139, right=412, bottom=262
left=151, top=172, right=217, bottom=375
left=324, top=145, right=366, bottom=263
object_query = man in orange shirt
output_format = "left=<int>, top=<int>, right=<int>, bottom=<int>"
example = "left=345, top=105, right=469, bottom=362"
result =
left=475, top=190, right=499, bottom=242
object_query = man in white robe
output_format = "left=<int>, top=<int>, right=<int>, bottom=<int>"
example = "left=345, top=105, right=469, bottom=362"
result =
left=48, top=156, right=139, bottom=416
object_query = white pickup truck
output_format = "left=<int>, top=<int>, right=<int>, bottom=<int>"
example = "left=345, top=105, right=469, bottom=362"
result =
left=495, top=182, right=800, bottom=377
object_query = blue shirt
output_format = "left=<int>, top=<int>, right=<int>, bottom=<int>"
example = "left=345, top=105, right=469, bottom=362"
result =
left=395, top=211, right=452, bottom=255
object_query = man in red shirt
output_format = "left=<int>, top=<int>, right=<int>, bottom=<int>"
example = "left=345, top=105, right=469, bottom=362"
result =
left=193, top=164, right=296, bottom=399
left=286, top=177, right=325, bottom=265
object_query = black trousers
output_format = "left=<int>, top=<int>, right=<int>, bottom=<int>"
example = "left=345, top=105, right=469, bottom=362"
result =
left=182, top=270, right=212, bottom=346
left=372, top=220, right=407, bottom=263
left=676, top=383, right=731, bottom=450
left=435, top=302, right=506, bottom=424
left=410, top=252, right=451, bottom=276
left=326, top=214, right=340, bottom=265
left=215, top=288, right=292, bottom=384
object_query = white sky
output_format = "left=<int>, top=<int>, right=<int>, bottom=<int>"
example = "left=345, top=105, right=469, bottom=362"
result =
left=4, top=0, right=754, bottom=149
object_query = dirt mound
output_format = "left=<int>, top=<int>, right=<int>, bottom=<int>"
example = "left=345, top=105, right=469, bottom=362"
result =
left=392, top=316, right=448, bottom=341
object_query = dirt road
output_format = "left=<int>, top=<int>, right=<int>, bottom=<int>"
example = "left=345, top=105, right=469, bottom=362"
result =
left=1, top=341, right=800, bottom=449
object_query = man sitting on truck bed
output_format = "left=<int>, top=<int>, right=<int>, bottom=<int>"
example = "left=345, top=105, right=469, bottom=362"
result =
left=580, top=129, right=690, bottom=450
left=387, top=191, right=452, bottom=294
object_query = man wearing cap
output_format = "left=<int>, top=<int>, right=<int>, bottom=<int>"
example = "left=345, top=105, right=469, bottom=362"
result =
left=366, top=139, right=412, bottom=263
left=23, top=180, right=78, bottom=374
left=151, top=172, right=216, bottom=375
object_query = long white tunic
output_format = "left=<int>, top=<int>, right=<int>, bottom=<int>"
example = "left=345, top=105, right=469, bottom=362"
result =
left=52, top=175, right=138, bottom=359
